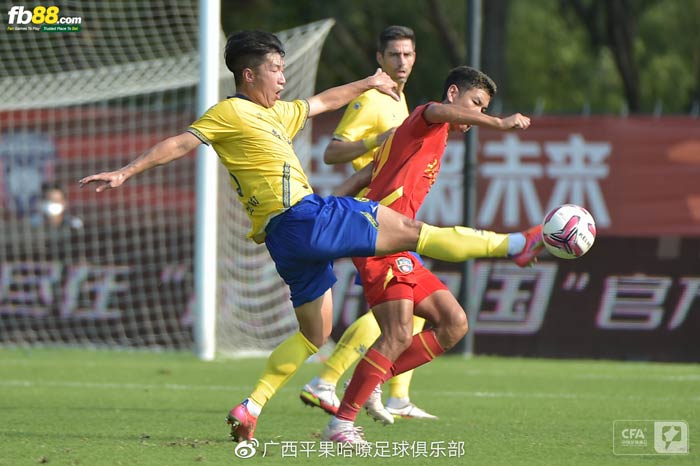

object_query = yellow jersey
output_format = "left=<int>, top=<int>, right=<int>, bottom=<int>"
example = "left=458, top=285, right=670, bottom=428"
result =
left=188, top=96, right=312, bottom=242
left=332, top=88, right=408, bottom=171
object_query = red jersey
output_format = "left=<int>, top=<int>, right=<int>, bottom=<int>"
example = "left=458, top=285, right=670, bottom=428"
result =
left=359, top=102, right=448, bottom=218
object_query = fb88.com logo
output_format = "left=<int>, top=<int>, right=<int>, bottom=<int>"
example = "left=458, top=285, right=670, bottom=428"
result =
left=7, top=5, right=81, bottom=25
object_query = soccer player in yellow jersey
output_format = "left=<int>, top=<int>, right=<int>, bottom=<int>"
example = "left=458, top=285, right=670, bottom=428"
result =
left=301, top=26, right=437, bottom=423
left=80, top=30, right=542, bottom=443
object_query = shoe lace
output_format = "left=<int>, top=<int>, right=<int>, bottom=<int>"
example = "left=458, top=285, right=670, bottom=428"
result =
left=317, top=382, right=336, bottom=393
left=344, top=426, right=365, bottom=442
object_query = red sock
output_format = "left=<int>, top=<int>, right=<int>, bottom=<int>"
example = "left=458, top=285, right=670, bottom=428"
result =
left=336, top=348, right=393, bottom=422
left=391, top=330, right=445, bottom=376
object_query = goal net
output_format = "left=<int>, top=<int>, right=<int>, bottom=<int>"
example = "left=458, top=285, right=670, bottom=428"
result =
left=0, top=1, right=334, bottom=355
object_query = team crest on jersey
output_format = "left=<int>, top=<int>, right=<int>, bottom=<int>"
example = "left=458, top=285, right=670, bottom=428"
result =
left=395, top=257, right=413, bottom=274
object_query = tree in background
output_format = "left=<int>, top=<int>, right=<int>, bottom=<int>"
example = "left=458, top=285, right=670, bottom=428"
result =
left=221, top=0, right=698, bottom=114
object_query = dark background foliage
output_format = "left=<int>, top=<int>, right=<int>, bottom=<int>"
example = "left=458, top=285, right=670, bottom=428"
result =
left=221, top=0, right=700, bottom=115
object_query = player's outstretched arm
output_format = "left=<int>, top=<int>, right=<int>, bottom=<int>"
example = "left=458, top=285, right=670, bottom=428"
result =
left=307, top=69, right=399, bottom=118
left=79, top=132, right=201, bottom=192
left=324, top=128, right=396, bottom=165
left=424, top=103, right=531, bottom=130
left=332, top=163, right=373, bottom=197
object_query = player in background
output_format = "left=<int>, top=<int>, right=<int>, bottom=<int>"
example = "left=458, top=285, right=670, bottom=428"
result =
left=322, top=66, right=541, bottom=444
left=80, top=31, right=541, bottom=444
left=300, top=25, right=437, bottom=423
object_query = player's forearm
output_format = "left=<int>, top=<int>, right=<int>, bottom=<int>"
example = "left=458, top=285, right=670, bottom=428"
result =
left=308, top=80, right=372, bottom=117
left=424, top=104, right=505, bottom=129
left=332, top=164, right=373, bottom=197
left=308, top=70, right=397, bottom=117
left=323, top=139, right=370, bottom=164
left=121, top=139, right=178, bottom=178
left=124, top=134, right=198, bottom=178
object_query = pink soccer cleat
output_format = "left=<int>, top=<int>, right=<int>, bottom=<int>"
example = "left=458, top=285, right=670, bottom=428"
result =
left=512, top=224, right=544, bottom=268
left=226, top=402, right=258, bottom=442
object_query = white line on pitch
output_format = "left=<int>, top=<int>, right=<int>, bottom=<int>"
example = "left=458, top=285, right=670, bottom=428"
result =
left=1, top=380, right=698, bottom=402
left=0, top=379, right=240, bottom=391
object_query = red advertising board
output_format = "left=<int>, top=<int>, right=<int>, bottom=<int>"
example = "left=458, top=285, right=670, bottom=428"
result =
left=1, top=110, right=698, bottom=360
left=309, top=114, right=700, bottom=236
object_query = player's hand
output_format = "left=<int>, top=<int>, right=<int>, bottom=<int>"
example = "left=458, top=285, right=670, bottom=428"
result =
left=377, top=127, right=397, bottom=145
left=368, top=68, right=400, bottom=101
left=501, top=113, right=531, bottom=130
left=79, top=170, right=128, bottom=192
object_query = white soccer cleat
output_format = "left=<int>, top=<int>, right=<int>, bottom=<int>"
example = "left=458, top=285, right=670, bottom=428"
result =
left=300, top=377, right=340, bottom=415
left=322, top=421, right=369, bottom=445
left=362, top=384, right=394, bottom=425
left=342, top=379, right=394, bottom=425
left=385, top=399, right=438, bottom=420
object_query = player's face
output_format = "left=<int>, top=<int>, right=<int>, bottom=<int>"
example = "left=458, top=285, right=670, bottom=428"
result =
left=377, top=39, right=415, bottom=85
left=250, top=53, right=286, bottom=108
left=450, top=87, right=491, bottom=133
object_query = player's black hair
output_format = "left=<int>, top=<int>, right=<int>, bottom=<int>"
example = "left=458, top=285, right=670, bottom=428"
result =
left=441, top=66, right=497, bottom=100
left=225, top=30, right=285, bottom=85
left=377, top=25, right=415, bottom=53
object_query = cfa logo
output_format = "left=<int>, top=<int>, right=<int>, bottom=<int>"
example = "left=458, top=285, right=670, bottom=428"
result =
left=7, top=5, right=81, bottom=25
left=614, top=420, right=689, bottom=455
left=621, top=428, right=645, bottom=440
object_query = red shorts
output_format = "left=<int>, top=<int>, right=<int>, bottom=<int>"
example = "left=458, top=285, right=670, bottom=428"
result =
left=352, top=252, right=449, bottom=308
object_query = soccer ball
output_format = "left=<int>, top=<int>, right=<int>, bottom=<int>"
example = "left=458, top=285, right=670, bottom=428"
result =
left=542, top=204, right=596, bottom=259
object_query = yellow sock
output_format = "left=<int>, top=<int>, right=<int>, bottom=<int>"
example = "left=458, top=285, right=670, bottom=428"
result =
left=387, top=315, right=425, bottom=399
left=416, top=224, right=509, bottom=262
left=319, top=311, right=381, bottom=384
left=250, top=331, right=318, bottom=408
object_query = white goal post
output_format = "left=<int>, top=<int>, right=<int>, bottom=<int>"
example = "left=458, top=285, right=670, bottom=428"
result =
left=0, top=1, right=335, bottom=357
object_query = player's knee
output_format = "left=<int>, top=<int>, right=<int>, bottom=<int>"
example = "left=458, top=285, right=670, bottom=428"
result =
left=437, top=310, right=468, bottom=349
left=455, top=311, right=469, bottom=338
left=376, top=207, right=424, bottom=253
left=311, top=335, right=327, bottom=348
left=303, top=331, right=329, bottom=349
left=395, top=326, right=414, bottom=350
left=401, top=217, right=424, bottom=242
left=393, top=217, right=424, bottom=252
left=384, top=325, right=413, bottom=353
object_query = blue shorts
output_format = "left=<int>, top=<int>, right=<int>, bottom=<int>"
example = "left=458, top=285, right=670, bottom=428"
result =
left=265, top=194, right=380, bottom=308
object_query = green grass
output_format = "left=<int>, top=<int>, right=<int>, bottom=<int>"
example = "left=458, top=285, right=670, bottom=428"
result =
left=0, top=348, right=697, bottom=466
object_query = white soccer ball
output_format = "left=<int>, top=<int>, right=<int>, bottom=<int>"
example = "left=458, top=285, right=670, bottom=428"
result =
left=542, top=204, right=596, bottom=259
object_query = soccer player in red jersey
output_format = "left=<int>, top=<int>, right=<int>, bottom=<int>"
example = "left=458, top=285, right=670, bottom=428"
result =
left=322, top=66, right=541, bottom=443
left=81, top=29, right=541, bottom=443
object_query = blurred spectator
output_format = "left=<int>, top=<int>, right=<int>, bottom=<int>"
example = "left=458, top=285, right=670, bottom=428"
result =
left=30, top=182, right=85, bottom=261
left=31, top=182, right=84, bottom=231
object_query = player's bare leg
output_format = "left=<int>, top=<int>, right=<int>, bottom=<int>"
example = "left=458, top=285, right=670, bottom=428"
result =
left=322, top=298, right=414, bottom=441
left=374, top=204, right=543, bottom=266
left=384, top=316, right=437, bottom=420
left=383, top=290, right=466, bottom=419
left=326, top=292, right=467, bottom=439
left=295, top=289, right=334, bottom=348
left=412, top=290, right=468, bottom=351
left=359, top=299, right=416, bottom=425
left=374, top=206, right=424, bottom=254
left=371, top=299, right=416, bottom=361
left=228, top=290, right=333, bottom=441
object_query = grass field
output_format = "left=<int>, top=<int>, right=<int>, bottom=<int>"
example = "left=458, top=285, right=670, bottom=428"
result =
left=0, top=348, right=697, bottom=466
